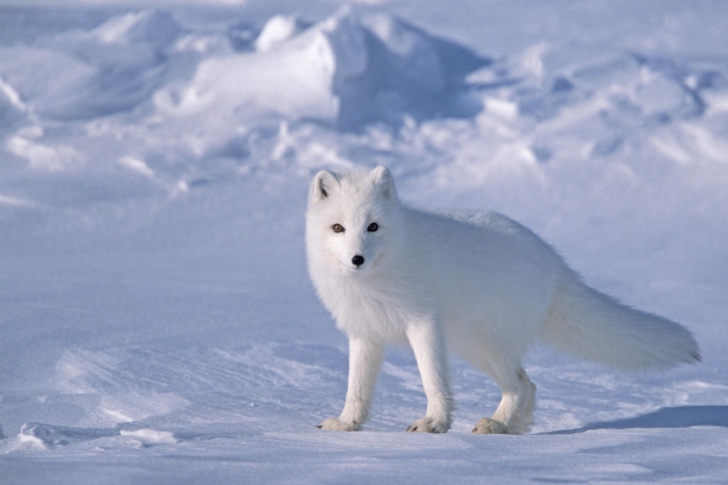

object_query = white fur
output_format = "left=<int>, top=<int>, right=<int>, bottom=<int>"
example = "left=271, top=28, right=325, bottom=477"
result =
left=306, top=166, right=701, bottom=434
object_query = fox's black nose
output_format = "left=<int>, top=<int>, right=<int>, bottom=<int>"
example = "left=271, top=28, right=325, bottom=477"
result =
left=352, top=255, right=365, bottom=267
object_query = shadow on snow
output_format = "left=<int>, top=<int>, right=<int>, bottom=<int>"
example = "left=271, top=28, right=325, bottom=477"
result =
left=543, top=406, right=728, bottom=435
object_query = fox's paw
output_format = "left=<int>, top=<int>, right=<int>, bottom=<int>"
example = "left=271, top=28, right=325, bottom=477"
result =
left=317, top=417, right=361, bottom=431
left=406, top=417, right=450, bottom=434
left=472, top=417, right=509, bottom=435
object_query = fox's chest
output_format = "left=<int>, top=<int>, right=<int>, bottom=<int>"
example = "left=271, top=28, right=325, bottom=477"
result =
left=319, top=273, right=431, bottom=341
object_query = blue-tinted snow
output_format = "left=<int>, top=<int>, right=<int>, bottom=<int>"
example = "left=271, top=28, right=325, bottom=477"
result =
left=1, top=1, right=727, bottom=483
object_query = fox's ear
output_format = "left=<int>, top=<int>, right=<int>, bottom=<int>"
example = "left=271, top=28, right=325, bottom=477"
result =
left=310, top=169, right=339, bottom=203
left=371, top=165, right=396, bottom=200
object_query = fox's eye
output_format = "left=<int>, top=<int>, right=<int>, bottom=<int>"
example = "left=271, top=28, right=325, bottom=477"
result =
left=332, top=223, right=344, bottom=233
left=367, top=222, right=379, bottom=232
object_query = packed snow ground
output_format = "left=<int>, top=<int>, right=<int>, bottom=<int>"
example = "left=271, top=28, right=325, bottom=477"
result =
left=1, top=1, right=727, bottom=483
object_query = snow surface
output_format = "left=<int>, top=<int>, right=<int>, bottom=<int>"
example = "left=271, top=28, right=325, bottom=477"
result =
left=1, top=1, right=728, bottom=483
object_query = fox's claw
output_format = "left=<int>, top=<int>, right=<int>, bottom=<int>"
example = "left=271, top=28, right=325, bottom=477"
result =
left=406, top=417, right=449, bottom=433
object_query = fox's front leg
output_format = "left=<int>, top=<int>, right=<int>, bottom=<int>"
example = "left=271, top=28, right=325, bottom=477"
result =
left=406, top=320, right=452, bottom=433
left=318, top=336, right=384, bottom=431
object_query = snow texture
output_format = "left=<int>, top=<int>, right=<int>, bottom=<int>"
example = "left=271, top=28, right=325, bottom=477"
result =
left=1, top=1, right=727, bottom=483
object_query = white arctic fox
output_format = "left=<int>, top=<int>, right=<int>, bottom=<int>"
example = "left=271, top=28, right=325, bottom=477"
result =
left=306, top=165, right=700, bottom=435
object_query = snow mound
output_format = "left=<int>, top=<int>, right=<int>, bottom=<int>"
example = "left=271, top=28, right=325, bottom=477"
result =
left=254, top=15, right=309, bottom=52
left=160, top=7, right=488, bottom=129
left=0, top=9, right=183, bottom=122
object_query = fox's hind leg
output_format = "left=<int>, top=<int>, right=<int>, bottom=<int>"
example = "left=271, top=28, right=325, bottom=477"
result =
left=472, top=362, right=536, bottom=435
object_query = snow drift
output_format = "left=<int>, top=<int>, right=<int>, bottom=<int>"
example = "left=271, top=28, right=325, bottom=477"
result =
left=157, top=7, right=488, bottom=129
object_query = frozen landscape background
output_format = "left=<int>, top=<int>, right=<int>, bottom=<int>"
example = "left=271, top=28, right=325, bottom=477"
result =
left=1, top=0, right=727, bottom=482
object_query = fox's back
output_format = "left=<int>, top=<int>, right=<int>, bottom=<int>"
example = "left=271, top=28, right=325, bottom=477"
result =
left=399, top=208, right=566, bottom=352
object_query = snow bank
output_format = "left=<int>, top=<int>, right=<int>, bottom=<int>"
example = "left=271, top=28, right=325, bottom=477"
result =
left=0, top=10, right=181, bottom=121
left=159, top=7, right=487, bottom=128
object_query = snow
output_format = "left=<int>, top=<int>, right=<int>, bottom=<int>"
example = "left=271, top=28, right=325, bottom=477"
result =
left=1, top=0, right=727, bottom=483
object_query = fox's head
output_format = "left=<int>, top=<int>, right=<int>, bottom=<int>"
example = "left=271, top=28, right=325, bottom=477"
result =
left=306, top=165, right=403, bottom=274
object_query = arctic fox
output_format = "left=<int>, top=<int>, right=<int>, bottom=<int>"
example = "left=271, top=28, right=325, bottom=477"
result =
left=306, top=165, right=700, bottom=434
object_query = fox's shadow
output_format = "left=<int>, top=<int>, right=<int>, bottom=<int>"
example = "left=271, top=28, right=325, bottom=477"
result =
left=544, top=405, right=728, bottom=435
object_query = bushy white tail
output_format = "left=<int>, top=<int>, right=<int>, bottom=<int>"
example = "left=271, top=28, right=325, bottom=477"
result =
left=539, top=275, right=701, bottom=371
